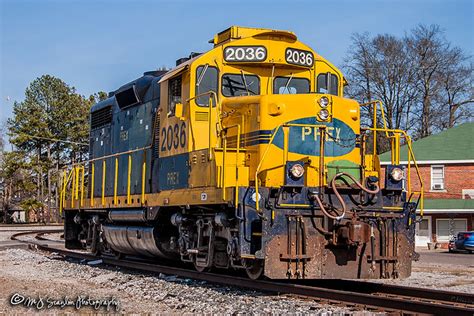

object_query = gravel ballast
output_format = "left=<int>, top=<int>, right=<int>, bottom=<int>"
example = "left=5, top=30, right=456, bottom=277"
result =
left=0, top=238, right=471, bottom=314
left=0, top=249, right=363, bottom=314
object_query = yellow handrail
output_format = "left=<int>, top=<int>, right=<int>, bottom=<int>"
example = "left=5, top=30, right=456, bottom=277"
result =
left=114, top=157, right=118, bottom=205
left=221, top=123, right=241, bottom=204
left=366, top=127, right=424, bottom=216
left=74, top=166, right=79, bottom=201
left=141, top=153, right=146, bottom=204
left=360, top=100, right=390, bottom=167
left=59, top=168, right=74, bottom=215
left=90, top=163, right=95, bottom=207
left=101, top=160, right=106, bottom=206
left=127, top=155, right=132, bottom=205
left=80, top=166, right=85, bottom=207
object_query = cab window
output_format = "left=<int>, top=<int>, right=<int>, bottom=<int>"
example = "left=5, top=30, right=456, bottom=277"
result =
left=317, top=73, right=339, bottom=96
left=168, top=75, right=182, bottom=115
left=222, top=73, right=260, bottom=97
left=273, top=77, right=310, bottom=94
left=196, top=65, right=218, bottom=106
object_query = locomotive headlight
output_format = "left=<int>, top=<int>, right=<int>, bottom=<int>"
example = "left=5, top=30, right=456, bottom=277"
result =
left=318, top=96, right=330, bottom=108
left=318, top=109, right=330, bottom=120
left=390, top=167, right=404, bottom=181
left=289, top=163, right=305, bottom=178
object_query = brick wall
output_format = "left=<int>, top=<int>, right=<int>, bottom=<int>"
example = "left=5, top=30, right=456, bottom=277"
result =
left=381, top=163, right=474, bottom=199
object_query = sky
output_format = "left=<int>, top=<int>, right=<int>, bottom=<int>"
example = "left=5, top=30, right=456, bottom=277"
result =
left=1, top=0, right=473, bottom=126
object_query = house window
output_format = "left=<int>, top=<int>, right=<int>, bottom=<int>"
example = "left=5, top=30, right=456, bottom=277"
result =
left=462, top=189, right=474, bottom=199
left=431, top=165, right=444, bottom=190
left=436, top=218, right=467, bottom=241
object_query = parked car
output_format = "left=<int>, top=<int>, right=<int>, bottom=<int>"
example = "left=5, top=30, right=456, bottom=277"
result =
left=452, top=231, right=474, bottom=253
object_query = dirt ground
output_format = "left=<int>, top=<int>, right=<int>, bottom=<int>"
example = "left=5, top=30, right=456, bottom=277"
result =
left=375, top=249, right=474, bottom=292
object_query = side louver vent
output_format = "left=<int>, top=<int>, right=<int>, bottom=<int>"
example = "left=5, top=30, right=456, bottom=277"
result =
left=195, top=111, right=209, bottom=121
left=91, top=106, right=112, bottom=130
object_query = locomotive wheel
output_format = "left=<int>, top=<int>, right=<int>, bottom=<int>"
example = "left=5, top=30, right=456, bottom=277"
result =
left=193, top=261, right=210, bottom=273
left=90, top=246, right=101, bottom=257
left=245, top=259, right=264, bottom=280
left=114, top=251, right=124, bottom=260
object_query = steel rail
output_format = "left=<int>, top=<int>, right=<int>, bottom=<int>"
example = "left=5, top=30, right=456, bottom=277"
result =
left=298, top=279, right=474, bottom=306
left=9, top=230, right=474, bottom=315
left=10, top=229, right=64, bottom=241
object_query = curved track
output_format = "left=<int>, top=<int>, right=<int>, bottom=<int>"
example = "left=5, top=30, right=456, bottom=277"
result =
left=10, top=230, right=474, bottom=315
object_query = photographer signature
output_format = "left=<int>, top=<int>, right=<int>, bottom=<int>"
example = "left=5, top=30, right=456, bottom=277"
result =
left=10, top=293, right=120, bottom=311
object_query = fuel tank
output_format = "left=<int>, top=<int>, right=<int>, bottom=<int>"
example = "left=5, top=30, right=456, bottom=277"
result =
left=102, top=225, right=175, bottom=259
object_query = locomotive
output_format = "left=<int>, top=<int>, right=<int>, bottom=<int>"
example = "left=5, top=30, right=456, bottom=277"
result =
left=61, top=26, right=423, bottom=279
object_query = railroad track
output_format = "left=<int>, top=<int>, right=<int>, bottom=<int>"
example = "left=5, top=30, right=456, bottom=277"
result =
left=10, top=230, right=474, bottom=315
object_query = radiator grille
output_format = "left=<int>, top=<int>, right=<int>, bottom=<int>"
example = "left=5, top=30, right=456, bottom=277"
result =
left=91, top=106, right=112, bottom=130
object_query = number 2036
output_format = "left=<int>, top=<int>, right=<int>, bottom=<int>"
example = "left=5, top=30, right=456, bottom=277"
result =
left=161, top=122, right=186, bottom=152
left=285, top=48, right=314, bottom=67
left=224, top=46, right=267, bottom=62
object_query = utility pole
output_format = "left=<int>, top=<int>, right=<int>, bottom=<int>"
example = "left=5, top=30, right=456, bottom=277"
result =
left=47, top=144, right=51, bottom=224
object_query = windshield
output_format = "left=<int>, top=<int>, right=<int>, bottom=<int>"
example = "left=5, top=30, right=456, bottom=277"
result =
left=222, top=73, right=260, bottom=97
left=273, top=76, right=310, bottom=94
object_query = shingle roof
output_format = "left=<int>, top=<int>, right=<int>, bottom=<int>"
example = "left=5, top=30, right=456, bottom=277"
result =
left=421, top=199, right=474, bottom=210
left=379, top=122, right=474, bottom=162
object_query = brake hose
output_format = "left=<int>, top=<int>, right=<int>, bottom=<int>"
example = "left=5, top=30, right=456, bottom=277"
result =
left=315, top=172, right=380, bottom=221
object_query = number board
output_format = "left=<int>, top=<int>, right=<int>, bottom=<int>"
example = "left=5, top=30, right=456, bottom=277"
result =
left=285, top=48, right=314, bottom=67
left=224, top=46, right=267, bottom=62
left=160, top=122, right=187, bottom=152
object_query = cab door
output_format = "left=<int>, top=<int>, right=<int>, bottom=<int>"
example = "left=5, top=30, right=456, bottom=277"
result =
left=187, top=64, right=220, bottom=188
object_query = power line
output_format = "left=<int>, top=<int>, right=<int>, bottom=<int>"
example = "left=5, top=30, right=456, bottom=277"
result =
left=13, top=133, right=89, bottom=146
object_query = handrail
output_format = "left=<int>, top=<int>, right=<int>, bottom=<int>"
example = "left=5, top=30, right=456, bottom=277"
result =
left=59, top=168, right=74, bottom=215
left=90, top=163, right=95, bottom=207
left=114, top=158, right=118, bottom=205
left=61, top=147, right=150, bottom=211
left=101, top=160, right=106, bottom=206
left=221, top=123, right=241, bottom=205
left=80, top=166, right=85, bottom=207
left=366, top=127, right=424, bottom=216
left=360, top=100, right=389, bottom=167
left=141, top=155, right=146, bottom=204
left=360, top=100, right=423, bottom=216
left=127, top=155, right=132, bottom=205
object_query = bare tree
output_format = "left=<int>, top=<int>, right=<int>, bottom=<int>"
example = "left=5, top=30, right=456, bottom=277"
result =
left=437, top=52, right=473, bottom=129
left=344, top=33, right=418, bottom=152
left=344, top=24, right=473, bottom=144
left=406, top=25, right=450, bottom=137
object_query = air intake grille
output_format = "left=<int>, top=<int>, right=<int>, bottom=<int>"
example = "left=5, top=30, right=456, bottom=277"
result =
left=91, top=106, right=112, bottom=130
left=116, top=86, right=139, bottom=109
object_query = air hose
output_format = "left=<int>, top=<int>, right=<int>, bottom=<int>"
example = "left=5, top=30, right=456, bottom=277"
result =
left=314, top=172, right=380, bottom=221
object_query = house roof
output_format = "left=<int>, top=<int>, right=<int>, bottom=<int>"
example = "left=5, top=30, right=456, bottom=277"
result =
left=421, top=198, right=474, bottom=210
left=379, top=122, right=474, bottom=162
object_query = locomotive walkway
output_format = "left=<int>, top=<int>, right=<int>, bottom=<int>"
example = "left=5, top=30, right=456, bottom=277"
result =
left=9, top=229, right=474, bottom=315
